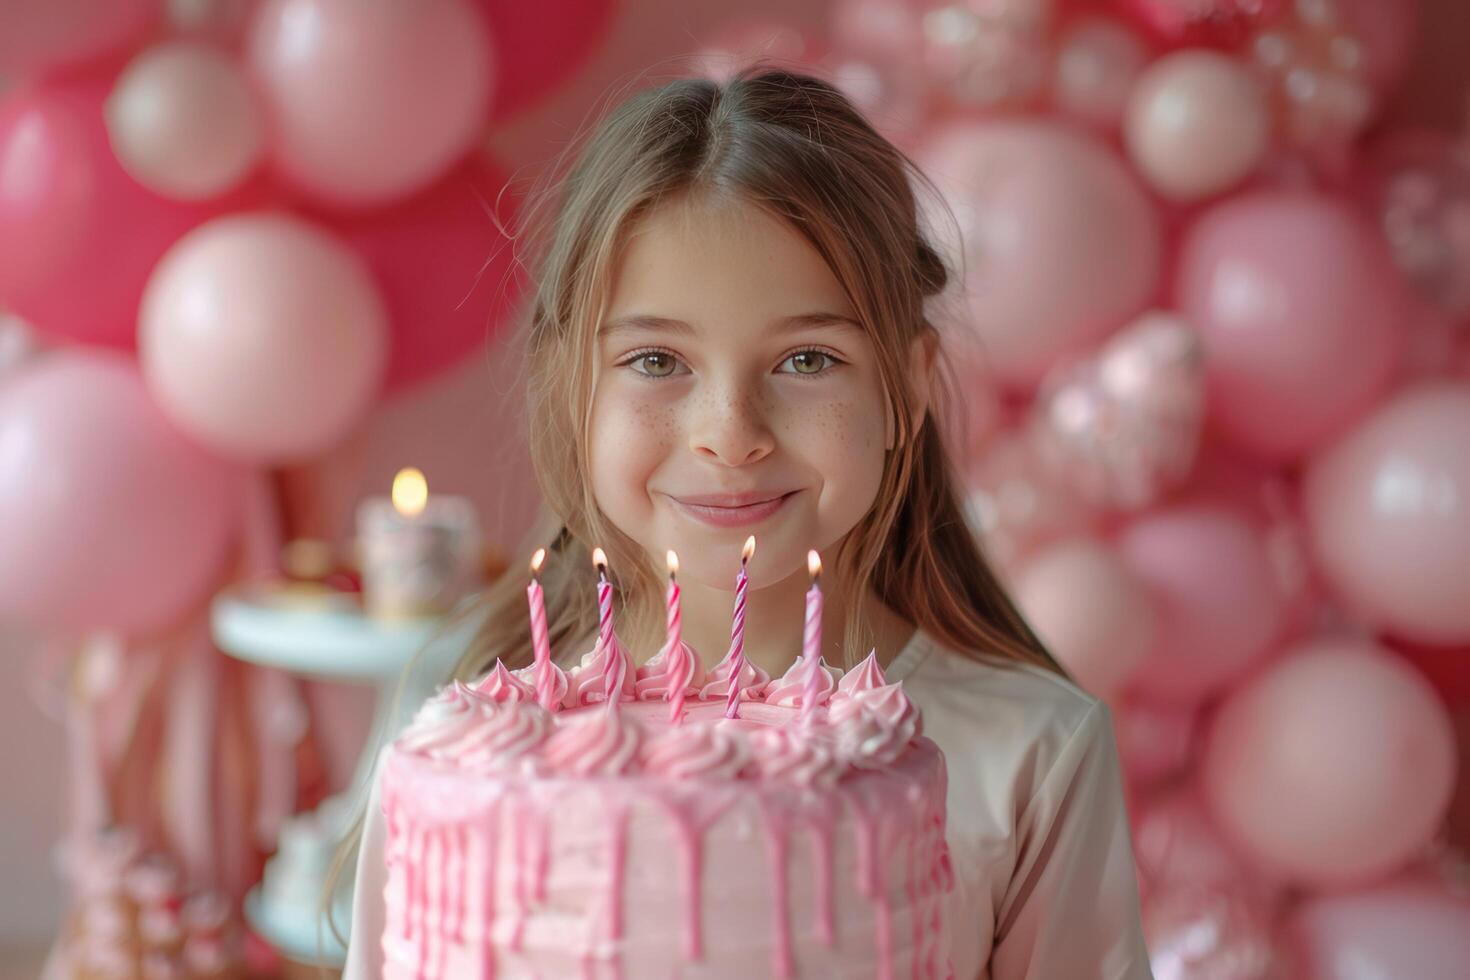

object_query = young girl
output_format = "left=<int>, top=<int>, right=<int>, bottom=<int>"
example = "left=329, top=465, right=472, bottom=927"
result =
left=341, top=67, right=1152, bottom=979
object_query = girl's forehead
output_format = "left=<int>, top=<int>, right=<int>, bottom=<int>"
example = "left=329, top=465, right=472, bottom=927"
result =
left=605, top=195, right=859, bottom=329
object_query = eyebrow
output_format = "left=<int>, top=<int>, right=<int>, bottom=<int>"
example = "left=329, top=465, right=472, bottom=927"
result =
left=597, top=311, right=863, bottom=339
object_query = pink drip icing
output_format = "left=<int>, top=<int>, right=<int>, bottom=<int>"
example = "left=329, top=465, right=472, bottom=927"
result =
left=481, top=803, right=499, bottom=980
left=433, top=829, right=449, bottom=979
left=907, top=826, right=920, bottom=980
left=606, top=806, right=628, bottom=980
left=762, top=818, right=793, bottom=980
left=452, top=825, right=468, bottom=945
left=808, top=824, right=834, bottom=947
left=507, top=803, right=528, bottom=953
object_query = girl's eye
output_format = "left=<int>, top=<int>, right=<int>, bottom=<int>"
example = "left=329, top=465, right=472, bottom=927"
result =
left=779, top=350, right=841, bottom=376
left=627, top=351, right=683, bottom=378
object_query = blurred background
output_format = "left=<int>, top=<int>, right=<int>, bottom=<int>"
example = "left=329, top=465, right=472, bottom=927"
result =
left=3, top=0, right=1470, bottom=977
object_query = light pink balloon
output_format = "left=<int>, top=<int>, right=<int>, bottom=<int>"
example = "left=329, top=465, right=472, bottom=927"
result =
left=920, top=121, right=1162, bottom=386
left=1116, top=504, right=1289, bottom=704
left=246, top=0, right=492, bottom=207
left=1116, top=698, right=1199, bottom=788
left=106, top=41, right=264, bottom=201
left=1303, top=383, right=1470, bottom=645
left=1176, top=191, right=1407, bottom=461
left=1014, top=537, right=1155, bottom=699
left=1135, top=788, right=1255, bottom=892
left=1124, top=50, right=1270, bottom=202
left=1203, top=639, right=1457, bottom=888
left=1051, top=16, right=1149, bottom=129
left=1291, top=876, right=1470, bottom=980
left=0, top=0, right=159, bottom=77
left=1145, top=882, right=1295, bottom=980
left=0, top=352, right=242, bottom=635
left=139, top=212, right=389, bottom=463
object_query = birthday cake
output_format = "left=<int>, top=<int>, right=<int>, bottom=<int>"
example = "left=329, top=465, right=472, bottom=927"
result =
left=377, top=641, right=954, bottom=979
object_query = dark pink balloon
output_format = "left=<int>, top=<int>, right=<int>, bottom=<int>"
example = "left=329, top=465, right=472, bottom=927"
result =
left=0, top=0, right=160, bottom=78
left=0, top=74, right=260, bottom=349
left=1176, top=191, right=1407, bottom=461
left=475, top=0, right=617, bottom=121
left=321, top=157, right=525, bottom=395
left=0, top=352, right=243, bottom=635
left=1116, top=699, right=1199, bottom=788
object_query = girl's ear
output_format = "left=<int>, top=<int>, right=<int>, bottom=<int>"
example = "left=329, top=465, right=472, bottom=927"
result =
left=886, top=330, right=939, bottom=451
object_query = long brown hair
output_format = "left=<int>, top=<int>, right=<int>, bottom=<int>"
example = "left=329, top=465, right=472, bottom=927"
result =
left=326, top=64, right=1063, bottom=951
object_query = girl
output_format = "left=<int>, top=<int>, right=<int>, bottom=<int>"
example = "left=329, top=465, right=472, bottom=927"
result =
left=341, top=67, right=1152, bottom=979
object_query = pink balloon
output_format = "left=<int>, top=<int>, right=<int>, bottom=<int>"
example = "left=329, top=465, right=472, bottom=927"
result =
left=1124, top=50, right=1271, bottom=202
left=322, top=158, right=524, bottom=395
left=105, top=41, right=265, bottom=201
left=1115, top=699, right=1199, bottom=788
left=0, top=0, right=159, bottom=77
left=1135, top=788, right=1255, bottom=892
left=0, top=75, right=253, bottom=348
left=1176, top=191, right=1407, bottom=461
left=1144, top=882, right=1295, bottom=980
left=1290, top=876, right=1470, bottom=980
left=0, top=352, right=242, bottom=634
left=475, top=0, right=616, bottom=120
left=1051, top=17, right=1149, bottom=130
left=1203, top=639, right=1457, bottom=888
left=1013, top=537, right=1155, bottom=699
left=1303, top=383, right=1470, bottom=645
left=920, top=121, right=1161, bottom=386
left=1116, top=503, right=1289, bottom=704
left=246, top=0, right=493, bottom=208
left=139, top=212, right=389, bottom=463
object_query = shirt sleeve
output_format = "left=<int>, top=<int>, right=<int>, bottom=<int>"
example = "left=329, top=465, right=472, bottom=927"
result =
left=989, top=701, right=1154, bottom=980
left=341, top=749, right=390, bottom=980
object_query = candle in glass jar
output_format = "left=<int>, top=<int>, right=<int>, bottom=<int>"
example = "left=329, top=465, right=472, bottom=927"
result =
left=356, top=467, right=480, bottom=620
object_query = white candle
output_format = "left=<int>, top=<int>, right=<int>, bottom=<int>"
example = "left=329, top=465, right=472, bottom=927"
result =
left=356, top=467, right=480, bottom=619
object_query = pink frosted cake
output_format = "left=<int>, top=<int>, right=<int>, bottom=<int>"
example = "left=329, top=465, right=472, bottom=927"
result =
left=378, top=641, right=953, bottom=979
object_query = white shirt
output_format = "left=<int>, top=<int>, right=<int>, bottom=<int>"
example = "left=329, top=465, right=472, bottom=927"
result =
left=343, top=626, right=1154, bottom=979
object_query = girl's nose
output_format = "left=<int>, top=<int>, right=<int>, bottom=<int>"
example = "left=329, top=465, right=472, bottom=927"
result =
left=689, top=386, right=775, bottom=466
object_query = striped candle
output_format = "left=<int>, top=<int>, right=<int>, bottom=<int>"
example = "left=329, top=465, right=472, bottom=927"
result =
left=593, top=548, right=623, bottom=708
left=665, top=550, right=689, bottom=724
left=800, top=550, right=823, bottom=726
left=724, top=536, right=756, bottom=719
left=527, top=548, right=557, bottom=710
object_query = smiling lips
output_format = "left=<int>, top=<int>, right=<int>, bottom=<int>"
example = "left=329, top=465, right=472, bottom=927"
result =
left=669, top=490, right=797, bottom=528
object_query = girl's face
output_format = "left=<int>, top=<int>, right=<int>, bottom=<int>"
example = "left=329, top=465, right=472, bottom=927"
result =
left=589, top=194, right=894, bottom=591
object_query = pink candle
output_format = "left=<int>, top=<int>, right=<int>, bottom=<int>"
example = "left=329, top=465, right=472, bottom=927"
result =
left=801, top=550, right=824, bottom=726
left=593, top=548, right=624, bottom=708
left=724, top=536, right=756, bottom=719
left=526, top=548, right=556, bottom=710
left=665, top=550, right=689, bottom=724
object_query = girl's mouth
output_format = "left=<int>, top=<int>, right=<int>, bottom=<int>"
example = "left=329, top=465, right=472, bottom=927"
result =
left=669, top=490, right=798, bottom=528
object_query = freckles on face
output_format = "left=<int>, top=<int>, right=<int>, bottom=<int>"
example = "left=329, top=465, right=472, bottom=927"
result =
left=587, top=194, right=892, bottom=586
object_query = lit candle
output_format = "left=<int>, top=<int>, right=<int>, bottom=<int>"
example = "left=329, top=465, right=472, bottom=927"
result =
left=665, top=550, right=690, bottom=725
left=527, top=548, right=557, bottom=710
left=593, top=548, right=625, bottom=708
left=724, top=536, right=756, bottom=720
left=356, top=467, right=480, bottom=620
left=800, top=549, right=824, bottom=726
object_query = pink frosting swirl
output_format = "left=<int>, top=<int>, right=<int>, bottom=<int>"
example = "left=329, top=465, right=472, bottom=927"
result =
left=539, top=707, right=643, bottom=777
left=829, top=682, right=922, bottom=768
left=639, top=721, right=749, bottom=780
left=747, top=726, right=847, bottom=788
left=634, top=640, right=705, bottom=701
left=698, top=644, right=771, bottom=701
left=514, top=660, right=570, bottom=710
left=762, top=654, right=843, bottom=709
left=471, top=662, right=535, bottom=704
left=449, top=702, right=553, bottom=774
left=564, top=637, right=637, bottom=707
left=397, top=684, right=480, bottom=755
left=835, top=647, right=885, bottom=697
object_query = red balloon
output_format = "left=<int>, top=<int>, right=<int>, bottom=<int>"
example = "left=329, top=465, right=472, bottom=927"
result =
left=0, top=73, right=267, bottom=349
left=0, top=0, right=160, bottom=78
left=476, top=0, right=618, bottom=121
left=321, top=157, right=525, bottom=394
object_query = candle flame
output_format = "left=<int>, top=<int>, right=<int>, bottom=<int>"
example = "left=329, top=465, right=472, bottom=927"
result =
left=742, top=535, right=756, bottom=563
left=666, top=549, right=679, bottom=577
left=592, top=547, right=608, bottom=575
left=807, top=549, right=822, bottom=580
left=530, top=547, right=546, bottom=578
left=391, top=467, right=428, bottom=517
